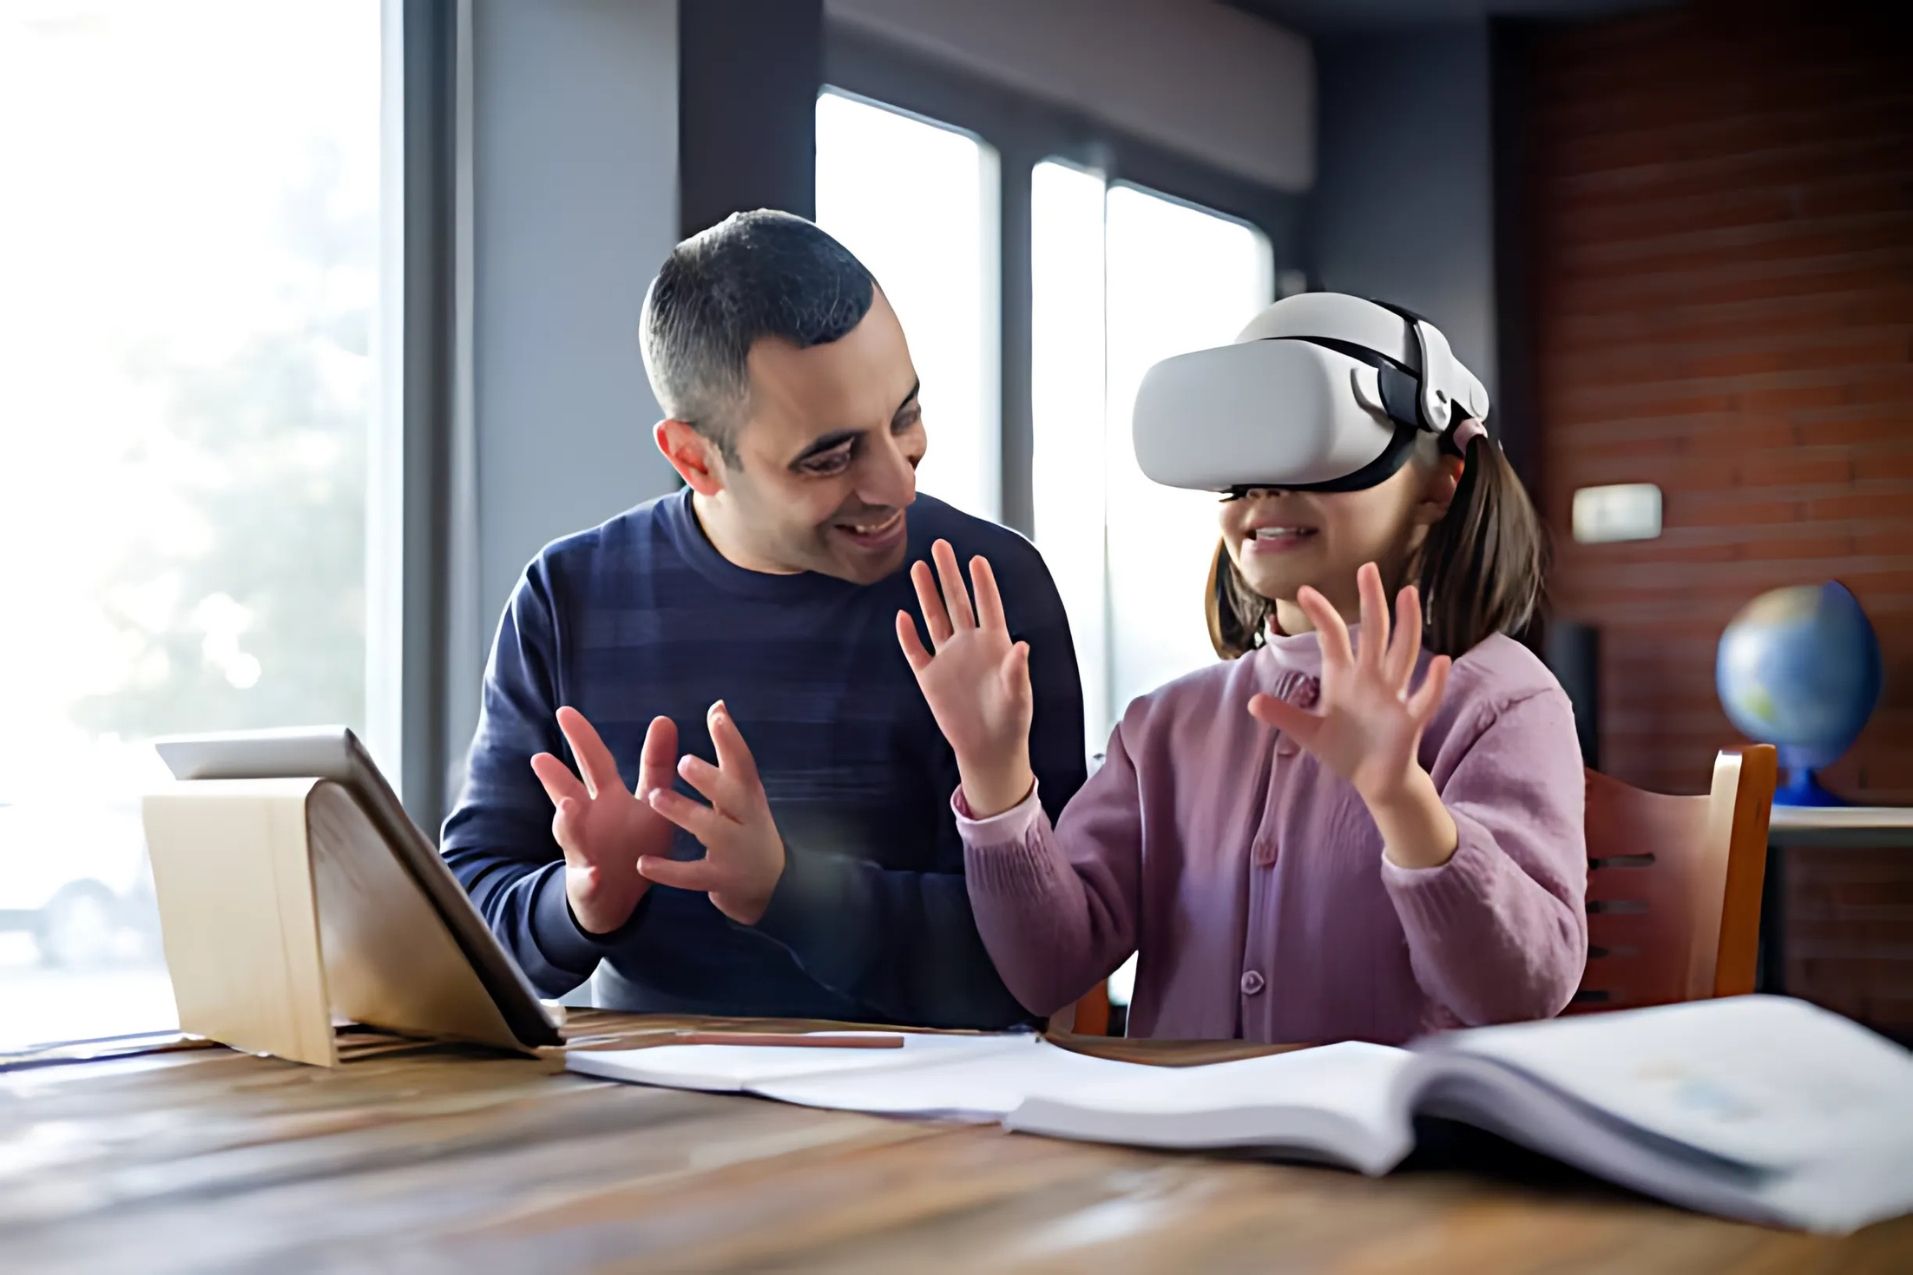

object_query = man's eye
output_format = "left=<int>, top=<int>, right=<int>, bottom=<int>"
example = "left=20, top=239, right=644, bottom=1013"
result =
left=803, top=450, right=853, bottom=476
left=893, top=408, right=922, bottom=433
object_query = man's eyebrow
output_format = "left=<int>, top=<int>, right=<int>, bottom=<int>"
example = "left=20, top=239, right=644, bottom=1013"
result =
left=789, top=430, right=861, bottom=465
left=787, top=384, right=924, bottom=467
left=893, top=381, right=921, bottom=418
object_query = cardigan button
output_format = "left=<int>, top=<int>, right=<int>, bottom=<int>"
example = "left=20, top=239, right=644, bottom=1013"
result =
left=1240, top=970, right=1266, bottom=996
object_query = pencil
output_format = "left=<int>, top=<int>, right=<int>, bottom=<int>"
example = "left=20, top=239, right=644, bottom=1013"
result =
left=669, top=1031, right=907, bottom=1049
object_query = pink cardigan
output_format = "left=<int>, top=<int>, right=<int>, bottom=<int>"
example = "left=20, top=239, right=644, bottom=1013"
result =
left=957, top=630, right=1589, bottom=1043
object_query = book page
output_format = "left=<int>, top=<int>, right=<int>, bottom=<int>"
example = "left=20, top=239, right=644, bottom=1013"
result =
left=757, top=1037, right=1147, bottom=1121
left=1007, top=1042, right=1417, bottom=1174
left=1419, top=995, right=1913, bottom=1171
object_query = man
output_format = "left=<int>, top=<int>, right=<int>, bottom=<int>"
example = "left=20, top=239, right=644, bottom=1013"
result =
left=442, top=211, right=1086, bottom=1028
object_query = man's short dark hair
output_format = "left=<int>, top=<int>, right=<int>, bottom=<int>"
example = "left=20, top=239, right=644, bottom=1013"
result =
left=641, top=210, right=875, bottom=462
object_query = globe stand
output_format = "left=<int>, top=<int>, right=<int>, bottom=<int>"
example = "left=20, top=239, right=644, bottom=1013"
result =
left=1774, top=754, right=1847, bottom=808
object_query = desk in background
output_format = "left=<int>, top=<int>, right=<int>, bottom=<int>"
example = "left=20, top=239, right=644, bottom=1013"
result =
left=4, top=1012, right=1909, bottom=1273
left=1759, top=807, right=1913, bottom=1041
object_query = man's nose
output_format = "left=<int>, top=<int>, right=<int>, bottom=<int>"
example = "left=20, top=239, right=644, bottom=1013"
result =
left=858, top=430, right=918, bottom=510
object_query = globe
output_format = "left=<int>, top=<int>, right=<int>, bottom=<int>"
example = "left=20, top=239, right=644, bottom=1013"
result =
left=1716, top=581, right=1882, bottom=806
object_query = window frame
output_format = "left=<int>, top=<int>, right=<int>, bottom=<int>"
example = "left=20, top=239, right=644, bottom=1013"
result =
left=823, top=23, right=1304, bottom=540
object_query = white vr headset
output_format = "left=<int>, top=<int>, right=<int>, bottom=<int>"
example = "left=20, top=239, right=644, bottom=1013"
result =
left=1132, top=293, right=1492, bottom=494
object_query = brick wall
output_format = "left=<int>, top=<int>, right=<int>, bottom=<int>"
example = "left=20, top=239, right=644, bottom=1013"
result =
left=1523, top=0, right=1912, bottom=1036
left=1529, top=0, right=1913, bottom=802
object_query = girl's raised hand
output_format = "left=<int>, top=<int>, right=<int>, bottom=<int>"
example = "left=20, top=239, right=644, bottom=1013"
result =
left=896, top=539, right=1036, bottom=818
left=1247, top=561, right=1451, bottom=808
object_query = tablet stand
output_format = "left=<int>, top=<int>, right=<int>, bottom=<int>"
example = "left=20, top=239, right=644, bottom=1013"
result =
left=142, top=778, right=532, bottom=1066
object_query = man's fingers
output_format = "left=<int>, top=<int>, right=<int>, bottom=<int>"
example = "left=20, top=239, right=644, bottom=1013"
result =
left=897, top=610, right=933, bottom=673
left=646, top=787, right=733, bottom=847
left=677, top=752, right=747, bottom=814
left=530, top=752, right=588, bottom=808
left=971, top=555, right=1009, bottom=633
left=1356, top=563, right=1388, bottom=672
left=556, top=706, right=624, bottom=800
left=708, top=703, right=761, bottom=787
left=911, top=560, right=953, bottom=647
left=932, top=538, right=976, bottom=631
left=550, top=796, right=587, bottom=863
left=636, top=853, right=725, bottom=894
left=636, top=715, right=678, bottom=793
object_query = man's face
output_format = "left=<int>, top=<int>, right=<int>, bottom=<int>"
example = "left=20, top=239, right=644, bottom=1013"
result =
left=715, top=289, right=926, bottom=584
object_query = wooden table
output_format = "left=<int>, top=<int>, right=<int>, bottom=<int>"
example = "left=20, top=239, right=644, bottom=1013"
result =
left=4, top=1012, right=1909, bottom=1274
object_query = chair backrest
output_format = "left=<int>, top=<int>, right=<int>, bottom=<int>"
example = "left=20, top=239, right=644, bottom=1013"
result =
left=1573, top=745, right=1778, bottom=1013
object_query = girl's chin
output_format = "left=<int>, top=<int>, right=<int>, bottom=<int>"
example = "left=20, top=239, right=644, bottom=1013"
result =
left=1234, top=560, right=1302, bottom=603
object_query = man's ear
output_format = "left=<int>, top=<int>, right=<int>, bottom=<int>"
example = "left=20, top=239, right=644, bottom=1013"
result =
left=1413, top=455, right=1465, bottom=527
left=655, top=419, right=724, bottom=496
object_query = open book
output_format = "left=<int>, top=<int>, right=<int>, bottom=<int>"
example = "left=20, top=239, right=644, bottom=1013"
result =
left=567, top=996, right=1913, bottom=1234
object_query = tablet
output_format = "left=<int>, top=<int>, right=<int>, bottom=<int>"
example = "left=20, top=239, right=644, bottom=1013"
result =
left=154, top=726, right=563, bottom=1049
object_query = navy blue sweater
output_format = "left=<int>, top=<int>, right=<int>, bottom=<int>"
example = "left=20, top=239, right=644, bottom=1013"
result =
left=441, top=489, right=1086, bottom=1028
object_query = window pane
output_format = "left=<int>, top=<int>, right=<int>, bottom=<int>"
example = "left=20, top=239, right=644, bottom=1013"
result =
left=1032, top=169, right=1272, bottom=751
left=1104, top=185, right=1271, bottom=721
left=1030, top=160, right=1111, bottom=740
left=815, top=91, right=1000, bottom=520
left=0, top=1, right=391, bottom=1049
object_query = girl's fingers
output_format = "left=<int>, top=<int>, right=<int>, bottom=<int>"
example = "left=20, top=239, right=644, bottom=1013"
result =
left=1407, top=654, right=1453, bottom=723
left=1386, top=585, right=1424, bottom=694
left=1002, top=640, right=1032, bottom=704
left=971, top=555, right=1008, bottom=633
left=1355, top=563, right=1387, bottom=673
left=1297, top=586, right=1353, bottom=671
left=911, top=559, right=953, bottom=647
left=896, top=610, right=933, bottom=673
left=932, top=539, right=976, bottom=631
left=1246, top=692, right=1322, bottom=749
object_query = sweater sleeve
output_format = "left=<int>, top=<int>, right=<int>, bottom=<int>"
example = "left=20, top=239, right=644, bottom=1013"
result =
left=440, top=561, right=622, bottom=999
left=955, top=724, right=1144, bottom=1016
left=1381, top=688, right=1589, bottom=1026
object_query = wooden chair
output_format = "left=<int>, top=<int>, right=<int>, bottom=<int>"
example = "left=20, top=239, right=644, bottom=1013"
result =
left=1061, top=743, right=1779, bottom=1034
left=1574, top=744, right=1777, bottom=1012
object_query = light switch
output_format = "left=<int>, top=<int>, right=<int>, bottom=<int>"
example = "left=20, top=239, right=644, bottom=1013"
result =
left=1572, top=483, right=1663, bottom=544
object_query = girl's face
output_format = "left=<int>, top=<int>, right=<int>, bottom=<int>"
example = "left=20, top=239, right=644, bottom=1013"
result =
left=1219, top=450, right=1460, bottom=636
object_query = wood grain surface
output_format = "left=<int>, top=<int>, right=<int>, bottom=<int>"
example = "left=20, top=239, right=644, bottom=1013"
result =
left=3, top=1011, right=1907, bottom=1273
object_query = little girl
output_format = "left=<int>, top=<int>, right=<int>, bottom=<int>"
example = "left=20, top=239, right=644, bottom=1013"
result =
left=896, top=298, right=1587, bottom=1044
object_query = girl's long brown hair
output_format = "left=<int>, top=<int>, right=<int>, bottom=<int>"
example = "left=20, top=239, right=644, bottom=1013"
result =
left=1204, top=436, right=1548, bottom=660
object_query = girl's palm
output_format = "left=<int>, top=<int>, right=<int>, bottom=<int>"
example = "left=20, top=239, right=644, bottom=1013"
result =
left=896, top=540, right=1032, bottom=773
left=1249, top=563, right=1451, bottom=806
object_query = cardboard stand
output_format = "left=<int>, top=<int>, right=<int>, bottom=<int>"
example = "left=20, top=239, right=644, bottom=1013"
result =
left=142, top=778, right=531, bottom=1067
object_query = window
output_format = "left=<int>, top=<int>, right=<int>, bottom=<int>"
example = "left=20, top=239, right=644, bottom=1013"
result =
left=1032, top=167, right=1274, bottom=746
left=815, top=90, right=1001, bottom=521
left=0, top=1, right=397, bottom=1050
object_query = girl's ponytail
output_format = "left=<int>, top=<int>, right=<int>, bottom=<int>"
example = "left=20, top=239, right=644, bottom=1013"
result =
left=1415, top=436, right=1548, bottom=656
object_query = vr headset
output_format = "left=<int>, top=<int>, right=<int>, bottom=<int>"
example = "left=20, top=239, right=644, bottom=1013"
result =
left=1132, top=293, right=1491, bottom=494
